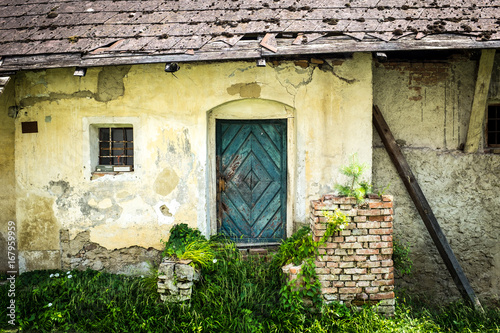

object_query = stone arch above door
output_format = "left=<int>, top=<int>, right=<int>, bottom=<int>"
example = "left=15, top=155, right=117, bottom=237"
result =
left=207, top=99, right=296, bottom=243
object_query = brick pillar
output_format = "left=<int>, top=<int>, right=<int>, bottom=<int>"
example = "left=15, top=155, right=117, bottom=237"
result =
left=310, top=194, right=395, bottom=315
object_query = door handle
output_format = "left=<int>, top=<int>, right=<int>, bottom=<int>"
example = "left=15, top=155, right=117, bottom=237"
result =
left=218, top=177, right=226, bottom=192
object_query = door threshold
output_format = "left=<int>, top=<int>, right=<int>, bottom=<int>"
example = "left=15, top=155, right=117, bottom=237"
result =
left=236, top=242, right=281, bottom=248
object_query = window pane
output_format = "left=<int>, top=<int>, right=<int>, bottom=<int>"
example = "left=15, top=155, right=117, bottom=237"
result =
left=99, top=157, right=112, bottom=165
left=112, top=128, right=124, bottom=141
left=99, top=128, right=110, bottom=141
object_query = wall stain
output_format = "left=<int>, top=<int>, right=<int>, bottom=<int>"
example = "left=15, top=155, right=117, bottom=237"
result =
left=19, top=195, right=59, bottom=250
left=227, top=82, right=261, bottom=98
left=154, top=167, right=180, bottom=196
left=95, top=65, right=131, bottom=102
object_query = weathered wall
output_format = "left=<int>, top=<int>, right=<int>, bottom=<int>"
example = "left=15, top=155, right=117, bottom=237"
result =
left=373, top=54, right=500, bottom=305
left=11, top=53, right=373, bottom=272
left=0, top=79, right=16, bottom=274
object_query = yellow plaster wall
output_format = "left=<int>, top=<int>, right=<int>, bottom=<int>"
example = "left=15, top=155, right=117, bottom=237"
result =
left=0, top=79, right=16, bottom=273
left=13, top=54, right=373, bottom=271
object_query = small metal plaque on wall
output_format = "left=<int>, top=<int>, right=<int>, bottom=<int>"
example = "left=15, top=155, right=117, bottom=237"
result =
left=21, top=121, right=38, bottom=133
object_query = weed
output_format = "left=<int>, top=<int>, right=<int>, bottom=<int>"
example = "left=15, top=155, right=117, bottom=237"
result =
left=335, top=153, right=372, bottom=202
left=393, top=237, right=413, bottom=277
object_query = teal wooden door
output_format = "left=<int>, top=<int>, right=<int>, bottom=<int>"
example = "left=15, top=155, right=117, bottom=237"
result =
left=216, top=119, right=287, bottom=243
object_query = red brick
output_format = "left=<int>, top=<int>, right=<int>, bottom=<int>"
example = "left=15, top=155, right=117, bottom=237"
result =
left=340, top=275, right=352, bottom=281
left=323, top=255, right=341, bottom=261
left=381, top=248, right=393, bottom=255
left=332, top=281, right=344, bottom=287
left=318, top=248, right=326, bottom=255
left=370, top=254, right=391, bottom=261
left=324, top=242, right=337, bottom=249
left=369, top=242, right=392, bottom=249
left=382, top=202, right=393, bottom=208
left=335, top=249, right=348, bottom=255
left=343, top=255, right=367, bottom=262
left=357, top=261, right=380, bottom=268
left=357, top=209, right=381, bottom=216
left=356, top=248, right=379, bottom=255
left=320, top=281, right=331, bottom=288
left=381, top=222, right=393, bottom=228
left=322, top=287, right=338, bottom=294
left=353, top=216, right=367, bottom=222
left=315, top=261, right=326, bottom=267
left=380, top=285, right=394, bottom=292
left=339, top=287, right=362, bottom=294
left=345, top=281, right=357, bottom=287
left=368, top=202, right=384, bottom=208
left=370, top=292, right=394, bottom=300
left=382, top=195, right=393, bottom=202
left=381, top=259, right=393, bottom=267
left=368, top=216, right=385, bottom=221
left=371, top=267, right=393, bottom=274
left=340, top=242, right=362, bottom=249
left=357, top=281, right=370, bottom=287
left=357, top=274, right=376, bottom=281
left=365, top=287, right=379, bottom=293
left=383, top=273, right=394, bottom=280
left=384, top=216, right=394, bottom=222
left=358, top=235, right=381, bottom=242
left=344, top=268, right=367, bottom=275
left=381, top=209, right=393, bottom=215
left=314, top=222, right=328, bottom=229
left=330, top=268, right=342, bottom=274
left=318, top=275, right=336, bottom=281
left=340, top=204, right=353, bottom=210
left=315, top=268, right=331, bottom=275
left=381, top=235, right=393, bottom=242
left=339, top=230, right=351, bottom=236
left=371, top=279, right=394, bottom=287
left=326, top=262, right=339, bottom=268
left=370, top=228, right=393, bottom=235
left=339, top=262, right=355, bottom=268
left=357, top=222, right=381, bottom=229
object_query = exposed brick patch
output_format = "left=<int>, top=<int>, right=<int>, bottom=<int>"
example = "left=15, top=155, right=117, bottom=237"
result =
left=310, top=195, right=395, bottom=316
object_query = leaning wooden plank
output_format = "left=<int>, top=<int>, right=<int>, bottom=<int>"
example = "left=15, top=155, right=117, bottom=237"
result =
left=373, top=104, right=484, bottom=312
left=464, top=49, right=496, bottom=153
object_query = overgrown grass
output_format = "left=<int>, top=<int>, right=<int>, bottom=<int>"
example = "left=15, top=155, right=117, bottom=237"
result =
left=1, top=243, right=499, bottom=332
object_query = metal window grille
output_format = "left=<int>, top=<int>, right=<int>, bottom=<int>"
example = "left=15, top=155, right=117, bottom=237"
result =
left=98, top=127, right=134, bottom=168
left=487, top=105, right=500, bottom=147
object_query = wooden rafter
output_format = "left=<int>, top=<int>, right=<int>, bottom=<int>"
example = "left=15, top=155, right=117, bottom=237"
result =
left=373, top=105, right=484, bottom=312
left=464, top=49, right=496, bottom=153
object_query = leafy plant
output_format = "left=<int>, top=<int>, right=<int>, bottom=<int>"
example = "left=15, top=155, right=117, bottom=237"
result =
left=335, top=153, right=372, bottom=202
left=161, top=223, right=214, bottom=269
left=274, top=209, right=349, bottom=312
left=322, top=208, right=349, bottom=238
left=393, top=237, right=413, bottom=277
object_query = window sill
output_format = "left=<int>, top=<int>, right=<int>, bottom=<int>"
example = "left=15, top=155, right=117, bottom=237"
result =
left=483, top=148, right=500, bottom=154
left=91, top=171, right=133, bottom=181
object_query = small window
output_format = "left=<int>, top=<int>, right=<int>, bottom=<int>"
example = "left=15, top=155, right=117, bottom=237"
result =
left=487, top=105, right=500, bottom=147
left=97, top=127, right=133, bottom=171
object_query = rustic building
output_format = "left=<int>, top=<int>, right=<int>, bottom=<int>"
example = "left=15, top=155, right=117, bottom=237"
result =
left=1, top=0, right=499, bottom=305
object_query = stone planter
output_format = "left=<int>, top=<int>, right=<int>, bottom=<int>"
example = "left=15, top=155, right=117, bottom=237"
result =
left=157, top=258, right=200, bottom=303
left=310, top=194, right=395, bottom=316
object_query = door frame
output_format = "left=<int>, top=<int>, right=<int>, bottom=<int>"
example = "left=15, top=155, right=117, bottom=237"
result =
left=207, top=99, right=296, bottom=243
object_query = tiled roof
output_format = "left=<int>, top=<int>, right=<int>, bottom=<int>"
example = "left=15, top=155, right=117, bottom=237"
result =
left=0, top=0, right=500, bottom=72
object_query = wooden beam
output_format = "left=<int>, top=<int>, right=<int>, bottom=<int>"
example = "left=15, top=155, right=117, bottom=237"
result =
left=464, top=49, right=496, bottom=153
left=373, top=105, right=484, bottom=312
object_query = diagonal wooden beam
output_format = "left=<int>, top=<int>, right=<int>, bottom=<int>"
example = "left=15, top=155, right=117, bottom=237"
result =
left=464, top=49, right=496, bottom=153
left=373, top=105, right=483, bottom=312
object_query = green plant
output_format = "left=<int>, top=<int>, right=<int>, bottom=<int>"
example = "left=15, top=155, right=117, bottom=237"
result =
left=161, top=223, right=205, bottom=258
left=161, top=223, right=214, bottom=269
left=274, top=210, right=349, bottom=313
left=335, top=153, right=372, bottom=202
left=322, top=208, right=349, bottom=238
left=393, top=237, right=413, bottom=277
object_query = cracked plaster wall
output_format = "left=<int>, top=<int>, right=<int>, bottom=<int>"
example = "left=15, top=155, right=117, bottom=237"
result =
left=0, top=79, right=16, bottom=274
left=373, top=54, right=500, bottom=305
left=10, top=54, right=373, bottom=272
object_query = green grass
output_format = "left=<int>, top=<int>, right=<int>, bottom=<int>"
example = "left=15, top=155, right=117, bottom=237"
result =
left=1, top=244, right=499, bottom=333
